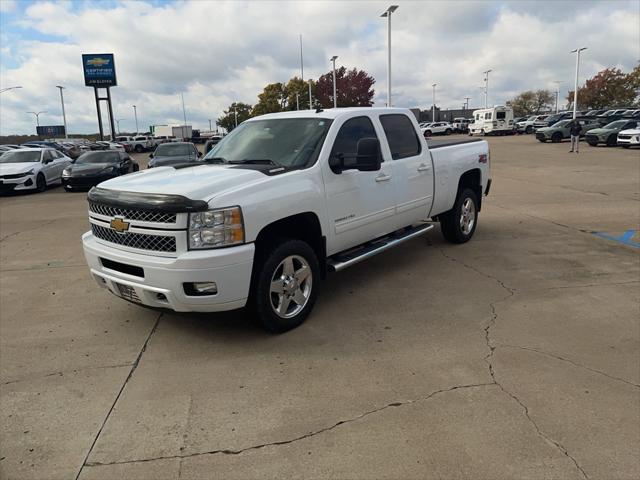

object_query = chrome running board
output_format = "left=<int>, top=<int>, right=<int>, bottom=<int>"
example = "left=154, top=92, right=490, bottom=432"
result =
left=327, top=223, right=435, bottom=272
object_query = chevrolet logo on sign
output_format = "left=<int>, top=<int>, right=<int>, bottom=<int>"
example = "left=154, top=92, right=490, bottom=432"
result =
left=110, top=217, right=130, bottom=234
left=87, top=57, right=110, bottom=67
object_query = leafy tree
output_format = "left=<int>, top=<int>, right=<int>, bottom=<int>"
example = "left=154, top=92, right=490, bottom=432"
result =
left=252, top=82, right=288, bottom=116
left=315, top=67, right=375, bottom=108
left=566, top=67, right=638, bottom=109
left=217, top=102, right=252, bottom=132
left=506, top=89, right=554, bottom=117
left=285, top=77, right=314, bottom=111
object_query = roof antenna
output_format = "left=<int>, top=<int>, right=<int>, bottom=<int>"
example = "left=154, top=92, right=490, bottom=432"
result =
left=315, top=106, right=324, bottom=113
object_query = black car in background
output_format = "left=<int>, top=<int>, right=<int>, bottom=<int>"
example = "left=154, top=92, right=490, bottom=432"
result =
left=61, top=150, right=138, bottom=191
left=148, top=142, right=201, bottom=168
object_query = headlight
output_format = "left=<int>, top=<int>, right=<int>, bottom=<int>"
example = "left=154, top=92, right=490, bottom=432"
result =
left=103, top=166, right=118, bottom=174
left=188, top=206, right=244, bottom=249
left=21, top=169, right=34, bottom=176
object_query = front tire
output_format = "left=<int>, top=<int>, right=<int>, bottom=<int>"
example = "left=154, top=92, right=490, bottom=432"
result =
left=252, top=239, right=320, bottom=333
left=445, top=128, right=452, bottom=135
left=134, top=144, right=144, bottom=153
left=36, top=173, right=46, bottom=192
left=551, top=132, right=563, bottom=143
left=440, top=188, right=478, bottom=244
left=525, top=126, right=533, bottom=134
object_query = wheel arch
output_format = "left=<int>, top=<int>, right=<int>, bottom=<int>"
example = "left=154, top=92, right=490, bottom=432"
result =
left=457, top=168, right=483, bottom=211
left=254, top=212, right=326, bottom=277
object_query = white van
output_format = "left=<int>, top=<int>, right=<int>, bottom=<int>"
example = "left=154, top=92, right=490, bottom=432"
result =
left=469, top=106, right=514, bottom=136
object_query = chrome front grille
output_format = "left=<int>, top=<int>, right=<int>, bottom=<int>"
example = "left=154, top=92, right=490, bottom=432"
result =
left=89, top=202, right=177, bottom=224
left=92, top=224, right=177, bottom=252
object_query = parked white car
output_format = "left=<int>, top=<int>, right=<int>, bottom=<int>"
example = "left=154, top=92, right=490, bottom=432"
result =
left=469, top=106, right=514, bottom=136
left=115, top=136, right=152, bottom=153
left=96, top=141, right=126, bottom=152
left=421, top=122, right=453, bottom=136
left=0, top=148, right=72, bottom=193
left=82, top=107, right=491, bottom=332
left=617, top=126, right=640, bottom=148
left=516, top=115, right=547, bottom=134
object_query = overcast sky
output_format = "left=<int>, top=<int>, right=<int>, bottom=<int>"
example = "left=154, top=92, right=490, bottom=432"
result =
left=0, top=0, right=638, bottom=135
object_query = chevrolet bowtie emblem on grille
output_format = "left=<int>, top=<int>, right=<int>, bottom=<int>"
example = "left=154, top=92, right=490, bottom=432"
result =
left=110, top=217, right=130, bottom=234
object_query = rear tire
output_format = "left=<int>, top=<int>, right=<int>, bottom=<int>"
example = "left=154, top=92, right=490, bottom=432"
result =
left=440, top=188, right=478, bottom=244
left=423, top=130, right=432, bottom=138
left=134, top=144, right=144, bottom=153
left=251, top=239, right=320, bottom=333
left=36, top=173, right=46, bottom=192
left=445, top=128, right=452, bottom=135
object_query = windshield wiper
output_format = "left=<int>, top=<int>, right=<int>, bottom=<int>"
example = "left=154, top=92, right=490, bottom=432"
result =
left=227, top=159, right=280, bottom=166
left=202, top=156, right=227, bottom=164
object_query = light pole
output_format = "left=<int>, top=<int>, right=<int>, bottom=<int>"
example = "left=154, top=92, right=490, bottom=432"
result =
left=296, top=92, right=300, bottom=110
left=483, top=69, right=492, bottom=108
left=116, top=118, right=124, bottom=134
left=464, top=96, right=470, bottom=111
left=432, top=83, right=437, bottom=122
left=27, top=111, right=47, bottom=127
left=308, top=79, right=313, bottom=110
left=132, top=105, right=139, bottom=134
left=330, top=55, right=338, bottom=108
left=381, top=5, right=399, bottom=107
left=55, top=85, right=68, bottom=138
left=571, top=47, right=587, bottom=119
left=208, top=119, right=212, bottom=131
left=180, top=92, right=188, bottom=126
left=553, top=80, right=563, bottom=114
left=0, top=86, right=22, bottom=94
left=234, top=105, right=238, bottom=128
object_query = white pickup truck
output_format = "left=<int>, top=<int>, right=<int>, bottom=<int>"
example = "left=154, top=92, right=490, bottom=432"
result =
left=82, top=108, right=491, bottom=332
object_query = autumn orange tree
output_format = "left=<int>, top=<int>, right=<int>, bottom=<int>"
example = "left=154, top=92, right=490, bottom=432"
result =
left=567, top=66, right=639, bottom=109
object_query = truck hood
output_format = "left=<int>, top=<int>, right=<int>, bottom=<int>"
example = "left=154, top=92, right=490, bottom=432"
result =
left=97, top=164, right=266, bottom=201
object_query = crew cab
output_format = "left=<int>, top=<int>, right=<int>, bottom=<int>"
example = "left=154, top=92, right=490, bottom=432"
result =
left=82, top=108, right=491, bottom=332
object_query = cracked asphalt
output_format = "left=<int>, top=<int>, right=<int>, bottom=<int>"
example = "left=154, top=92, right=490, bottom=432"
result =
left=1, top=135, right=639, bottom=480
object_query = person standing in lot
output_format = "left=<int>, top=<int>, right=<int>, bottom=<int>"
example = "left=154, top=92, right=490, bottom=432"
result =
left=569, top=120, right=582, bottom=153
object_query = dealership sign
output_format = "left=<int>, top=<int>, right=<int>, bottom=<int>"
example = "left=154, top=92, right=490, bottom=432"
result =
left=82, top=53, right=117, bottom=87
left=36, top=125, right=66, bottom=137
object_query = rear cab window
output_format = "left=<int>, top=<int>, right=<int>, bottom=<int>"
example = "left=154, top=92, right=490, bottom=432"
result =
left=379, top=114, right=421, bottom=160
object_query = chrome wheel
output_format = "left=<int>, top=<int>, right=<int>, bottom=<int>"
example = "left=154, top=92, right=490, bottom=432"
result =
left=269, top=255, right=313, bottom=319
left=459, top=197, right=476, bottom=235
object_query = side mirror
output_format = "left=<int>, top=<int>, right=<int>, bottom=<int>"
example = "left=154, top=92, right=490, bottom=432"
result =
left=149, top=153, right=153, bottom=158
left=354, top=138, right=382, bottom=171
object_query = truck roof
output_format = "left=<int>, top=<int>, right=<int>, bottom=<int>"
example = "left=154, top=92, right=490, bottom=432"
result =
left=248, top=107, right=414, bottom=122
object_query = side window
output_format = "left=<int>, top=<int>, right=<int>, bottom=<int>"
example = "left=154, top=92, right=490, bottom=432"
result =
left=42, top=150, right=53, bottom=162
left=496, top=111, right=506, bottom=120
left=485, top=112, right=492, bottom=120
left=380, top=114, right=421, bottom=160
left=330, top=116, right=379, bottom=169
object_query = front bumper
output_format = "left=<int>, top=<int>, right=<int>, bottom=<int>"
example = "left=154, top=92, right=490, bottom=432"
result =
left=617, top=135, right=640, bottom=146
left=0, top=175, right=36, bottom=192
left=83, top=232, right=255, bottom=312
left=63, top=174, right=116, bottom=190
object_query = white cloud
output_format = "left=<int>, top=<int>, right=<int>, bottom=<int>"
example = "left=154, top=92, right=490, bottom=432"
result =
left=0, top=0, right=638, bottom=135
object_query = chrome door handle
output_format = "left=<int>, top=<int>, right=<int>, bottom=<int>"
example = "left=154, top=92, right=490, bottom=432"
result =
left=417, top=163, right=431, bottom=172
left=375, top=173, right=391, bottom=182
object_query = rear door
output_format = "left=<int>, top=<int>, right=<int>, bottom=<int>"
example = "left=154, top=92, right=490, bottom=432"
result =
left=322, top=116, right=396, bottom=253
left=379, top=113, right=434, bottom=228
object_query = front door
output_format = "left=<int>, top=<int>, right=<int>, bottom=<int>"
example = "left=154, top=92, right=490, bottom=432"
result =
left=322, top=116, right=396, bottom=254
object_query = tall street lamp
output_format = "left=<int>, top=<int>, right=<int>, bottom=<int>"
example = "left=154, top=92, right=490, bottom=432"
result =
left=27, top=111, right=47, bottom=127
left=483, top=69, right=492, bottom=108
left=55, top=85, right=68, bottom=138
left=133, top=105, right=139, bottom=134
left=553, top=80, right=563, bottom=114
left=571, top=47, right=587, bottom=119
left=432, top=83, right=437, bottom=122
left=464, top=96, right=470, bottom=110
left=308, top=79, right=313, bottom=110
left=381, top=5, right=399, bottom=107
left=330, top=55, right=338, bottom=108
left=0, top=86, right=22, bottom=94
left=116, top=118, right=124, bottom=134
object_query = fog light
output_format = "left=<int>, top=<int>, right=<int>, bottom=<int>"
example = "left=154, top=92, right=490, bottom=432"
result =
left=184, top=282, right=218, bottom=296
left=24, top=178, right=33, bottom=186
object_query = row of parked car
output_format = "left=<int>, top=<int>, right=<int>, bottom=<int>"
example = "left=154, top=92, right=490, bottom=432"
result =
left=0, top=139, right=214, bottom=195
left=513, top=108, right=640, bottom=147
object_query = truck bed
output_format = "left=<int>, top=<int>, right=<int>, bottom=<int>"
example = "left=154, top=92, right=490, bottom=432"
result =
left=426, top=138, right=483, bottom=149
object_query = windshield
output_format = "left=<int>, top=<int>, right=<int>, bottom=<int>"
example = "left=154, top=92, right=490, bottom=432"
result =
left=545, top=114, right=562, bottom=123
left=603, top=120, right=629, bottom=129
left=204, top=118, right=333, bottom=167
left=155, top=144, right=194, bottom=156
left=0, top=151, right=40, bottom=163
left=552, top=120, right=571, bottom=128
left=75, top=151, right=120, bottom=164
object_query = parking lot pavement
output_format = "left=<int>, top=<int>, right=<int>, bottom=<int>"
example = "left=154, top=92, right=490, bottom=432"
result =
left=1, top=135, right=638, bottom=480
